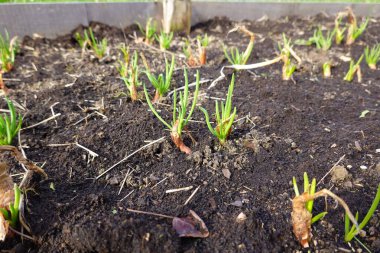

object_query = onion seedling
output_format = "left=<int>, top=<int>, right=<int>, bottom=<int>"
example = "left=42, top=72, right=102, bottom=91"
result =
left=75, top=28, right=108, bottom=59
left=117, top=45, right=130, bottom=78
left=334, top=16, right=346, bottom=45
left=87, top=28, right=108, bottom=59
left=145, top=55, right=175, bottom=103
left=346, top=8, right=369, bottom=46
left=197, top=34, right=209, bottom=65
left=199, top=74, right=236, bottom=145
left=0, top=98, right=22, bottom=146
left=182, top=39, right=198, bottom=67
left=136, top=18, right=157, bottom=45
left=224, top=26, right=254, bottom=66
left=292, top=187, right=359, bottom=248
left=279, top=34, right=298, bottom=80
left=292, top=173, right=328, bottom=226
left=0, top=184, right=21, bottom=229
left=0, top=31, right=18, bottom=73
left=364, top=44, right=380, bottom=70
left=323, top=61, right=332, bottom=78
left=122, top=51, right=140, bottom=101
left=144, top=69, right=200, bottom=154
left=344, top=54, right=363, bottom=82
left=311, top=27, right=336, bottom=51
left=297, top=27, right=335, bottom=51
left=155, top=31, right=173, bottom=51
left=344, top=184, right=380, bottom=242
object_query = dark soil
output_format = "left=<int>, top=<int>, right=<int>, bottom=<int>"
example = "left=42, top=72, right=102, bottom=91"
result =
left=0, top=13, right=380, bottom=253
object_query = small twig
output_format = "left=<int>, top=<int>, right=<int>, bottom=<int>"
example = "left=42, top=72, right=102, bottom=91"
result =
left=118, top=168, right=135, bottom=195
left=96, top=136, right=166, bottom=179
left=21, top=113, right=61, bottom=130
left=73, top=112, right=95, bottom=125
left=75, top=142, right=99, bottom=159
left=317, top=155, right=346, bottom=186
left=167, top=79, right=211, bottom=97
left=166, top=186, right=193, bottom=194
left=119, top=190, right=135, bottom=202
left=151, top=177, right=168, bottom=189
left=17, top=131, right=28, bottom=172
left=184, top=186, right=200, bottom=205
left=126, top=208, right=174, bottom=219
left=8, top=227, right=35, bottom=241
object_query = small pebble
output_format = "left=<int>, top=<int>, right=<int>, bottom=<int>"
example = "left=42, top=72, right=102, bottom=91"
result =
left=330, top=143, right=337, bottom=148
left=347, top=165, right=353, bottom=169
left=376, top=149, right=380, bottom=153
left=324, top=128, right=331, bottom=132
left=331, top=165, right=349, bottom=182
left=236, top=212, right=247, bottom=223
left=360, top=165, right=368, bottom=170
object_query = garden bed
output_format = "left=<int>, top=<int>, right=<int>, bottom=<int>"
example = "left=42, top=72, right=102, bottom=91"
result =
left=1, top=13, right=380, bottom=252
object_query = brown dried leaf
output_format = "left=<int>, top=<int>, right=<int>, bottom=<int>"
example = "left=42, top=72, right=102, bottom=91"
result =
left=172, top=210, right=209, bottom=238
left=0, top=163, right=13, bottom=241
left=0, top=213, right=9, bottom=241
left=0, top=163, right=14, bottom=208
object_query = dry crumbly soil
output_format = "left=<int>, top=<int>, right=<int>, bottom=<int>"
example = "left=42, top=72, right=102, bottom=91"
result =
left=0, top=14, right=380, bottom=253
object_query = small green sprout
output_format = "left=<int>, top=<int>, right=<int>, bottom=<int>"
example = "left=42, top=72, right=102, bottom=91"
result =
left=145, top=55, right=175, bottom=103
left=117, top=44, right=130, bottom=78
left=122, top=51, right=140, bottom=101
left=182, top=38, right=198, bottom=66
left=155, top=31, right=173, bottom=51
left=0, top=98, right=22, bottom=146
left=0, top=184, right=21, bottom=228
left=74, top=31, right=87, bottom=49
left=311, top=27, right=336, bottom=51
left=224, top=26, right=254, bottom=66
left=292, top=172, right=328, bottom=225
left=199, top=74, right=236, bottom=145
left=344, top=184, right=380, bottom=242
left=364, top=44, right=380, bottom=70
left=137, top=18, right=157, bottom=45
left=344, top=54, right=363, bottom=82
left=346, top=9, right=369, bottom=45
left=87, top=28, right=108, bottom=59
left=144, top=69, right=200, bottom=154
left=323, top=61, right=332, bottom=78
left=197, top=34, right=209, bottom=65
left=75, top=28, right=108, bottom=59
left=279, top=34, right=298, bottom=80
left=0, top=31, right=18, bottom=73
left=296, top=27, right=335, bottom=51
left=334, top=16, right=347, bottom=45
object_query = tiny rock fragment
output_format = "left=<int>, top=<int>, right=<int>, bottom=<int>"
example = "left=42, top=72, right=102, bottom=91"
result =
left=330, top=143, right=337, bottom=148
left=339, top=55, right=352, bottom=62
left=376, top=164, right=380, bottom=175
left=222, top=169, right=231, bottom=179
left=324, top=128, right=331, bottom=132
left=331, top=165, right=349, bottom=183
left=236, top=212, right=247, bottom=223
left=376, top=149, right=380, bottom=153
left=230, top=200, right=243, bottom=207
left=172, top=210, right=209, bottom=238
left=360, top=165, right=368, bottom=170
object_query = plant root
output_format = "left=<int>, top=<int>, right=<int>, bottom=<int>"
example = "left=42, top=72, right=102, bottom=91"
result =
left=292, top=189, right=359, bottom=248
left=0, top=145, right=47, bottom=178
